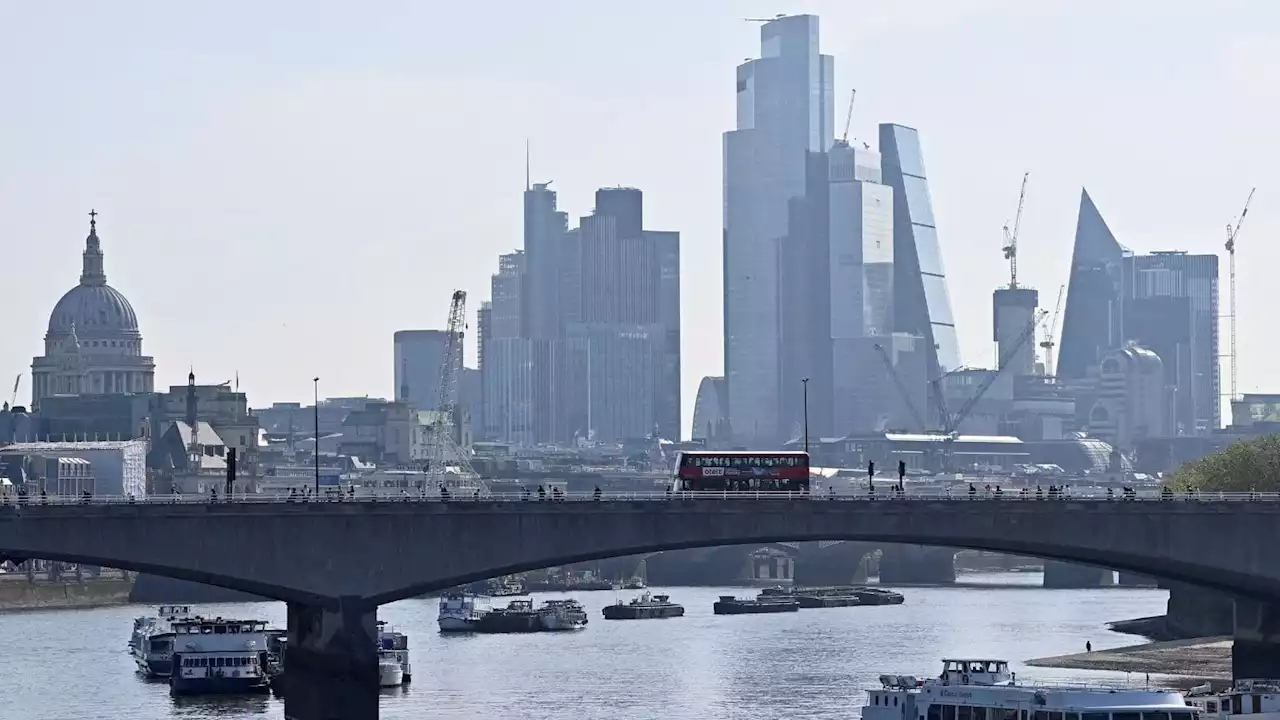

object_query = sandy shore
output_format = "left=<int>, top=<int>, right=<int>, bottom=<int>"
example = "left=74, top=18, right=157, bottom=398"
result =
left=1027, top=637, right=1232, bottom=681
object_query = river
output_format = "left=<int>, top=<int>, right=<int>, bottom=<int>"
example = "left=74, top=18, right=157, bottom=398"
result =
left=0, top=573, right=1168, bottom=720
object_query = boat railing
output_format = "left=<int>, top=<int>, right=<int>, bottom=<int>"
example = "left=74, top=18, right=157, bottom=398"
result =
left=11, top=490, right=1280, bottom=505
left=933, top=675, right=1185, bottom=693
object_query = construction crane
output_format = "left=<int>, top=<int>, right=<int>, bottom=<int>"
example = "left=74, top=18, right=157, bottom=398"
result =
left=840, top=89, right=857, bottom=145
left=744, top=14, right=788, bottom=22
left=872, top=344, right=927, bottom=432
left=1001, top=172, right=1029, bottom=288
left=1225, top=188, right=1255, bottom=401
left=428, top=290, right=484, bottom=495
left=1039, top=284, right=1066, bottom=377
left=9, top=374, right=20, bottom=408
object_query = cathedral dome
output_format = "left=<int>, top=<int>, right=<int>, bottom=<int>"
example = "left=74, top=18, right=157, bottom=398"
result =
left=45, top=212, right=142, bottom=340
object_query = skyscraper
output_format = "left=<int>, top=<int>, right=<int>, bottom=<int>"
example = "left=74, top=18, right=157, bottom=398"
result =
left=879, top=123, right=961, bottom=381
left=1123, top=251, right=1220, bottom=433
left=523, top=182, right=569, bottom=340
left=724, top=14, right=834, bottom=446
left=1057, top=189, right=1127, bottom=380
left=392, top=330, right=457, bottom=411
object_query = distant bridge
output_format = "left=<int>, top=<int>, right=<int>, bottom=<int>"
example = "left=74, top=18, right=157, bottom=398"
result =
left=4, top=491, right=1280, bottom=719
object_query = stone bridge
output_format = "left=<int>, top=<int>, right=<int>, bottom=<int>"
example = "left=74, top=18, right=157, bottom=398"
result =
left=4, top=496, right=1280, bottom=718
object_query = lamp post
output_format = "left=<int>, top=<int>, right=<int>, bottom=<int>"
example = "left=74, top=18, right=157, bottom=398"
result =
left=801, top=377, right=810, bottom=453
left=313, top=377, right=320, bottom=496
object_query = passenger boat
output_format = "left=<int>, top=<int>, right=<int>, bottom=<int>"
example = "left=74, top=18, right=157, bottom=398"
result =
left=602, top=592, right=685, bottom=620
left=538, top=599, right=588, bottom=631
left=377, top=649, right=404, bottom=688
left=128, top=605, right=195, bottom=678
left=438, top=592, right=492, bottom=632
left=863, top=658, right=1200, bottom=720
left=377, top=620, right=412, bottom=682
left=1186, top=679, right=1280, bottom=720
left=168, top=617, right=275, bottom=696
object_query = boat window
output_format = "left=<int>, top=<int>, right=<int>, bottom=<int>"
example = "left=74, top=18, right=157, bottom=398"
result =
left=1206, top=703, right=1218, bottom=713
left=1002, top=709, right=1019, bottom=720
left=944, top=705, right=957, bottom=720
left=1255, top=696, right=1264, bottom=714
left=1035, top=711, right=1049, bottom=720
left=875, top=696, right=880, bottom=706
left=1144, top=712, right=1171, bottom=720
left=1222, top=698, right=1234, bottom=714
left=929, top=704, right=943, bottom=720
left=1083, top=713, right=1109, bottom=720
left=1067, top=713, right=1080, bottom=720
left=895, top=698, right=900, bottom=707
left=959, top=706, right=972, bottom=720
left=1114, top=712, right=1142, bottom=720
left=1051, top=712, right=1065, bottom=720
left=973, top=708, right=987, bottom=720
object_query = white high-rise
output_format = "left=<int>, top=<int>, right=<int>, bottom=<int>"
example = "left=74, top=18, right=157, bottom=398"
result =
left=723, top=14, right=834, bottom=446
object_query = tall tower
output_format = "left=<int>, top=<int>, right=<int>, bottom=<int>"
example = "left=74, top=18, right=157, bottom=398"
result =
left=993, top=288, right=1039, bottom=376
left=723, top=14, right=834, bottom=446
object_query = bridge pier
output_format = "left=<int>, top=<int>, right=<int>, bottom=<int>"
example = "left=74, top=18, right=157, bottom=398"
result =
left=878, top=545, right=956, bottom=584
left=1116, top=572, right=1159, bottom=587
left=1234, top=599, right=1280, bottom=681
left=1042, top=560, right=1115, bottom=588
left=284, top=597, right=378, bottom=720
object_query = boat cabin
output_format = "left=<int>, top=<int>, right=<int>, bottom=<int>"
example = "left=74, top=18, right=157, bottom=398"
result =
left=158, top=605, right=192, bottom=618
left=1187, top=680, right=1280, bottom=718
left=939, top=659, right=1015, bottom=686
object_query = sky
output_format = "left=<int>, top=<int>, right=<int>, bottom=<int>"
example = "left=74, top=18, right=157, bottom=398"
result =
left=2, top=0, right=1277, bottom=435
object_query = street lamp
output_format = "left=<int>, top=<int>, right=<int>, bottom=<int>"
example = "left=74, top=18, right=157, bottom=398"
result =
left=801, top=378, right=810, bottom=453
left=313, top=377, right=320, bottom=496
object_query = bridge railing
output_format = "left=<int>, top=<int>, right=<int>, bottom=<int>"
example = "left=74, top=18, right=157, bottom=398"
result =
left=2, top=489, right=1279, bottom=506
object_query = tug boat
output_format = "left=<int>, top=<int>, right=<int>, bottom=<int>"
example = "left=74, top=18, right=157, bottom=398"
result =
left=864, top=659, right=1200, bottom=720
left=168, top=617, right=274, bottom=696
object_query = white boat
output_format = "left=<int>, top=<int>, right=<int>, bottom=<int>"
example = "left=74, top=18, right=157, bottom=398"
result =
left=864, top=658, right=1200, bottom=720
left=377, top=620, right=411, bottom=682
left=438, top=592, right=491, bottom=632
left=378, top=650, right=405, bottom=688
left=1187, top=679, right=1280, bottom=720
left=168, top=617, right=275, bottom=697
left=129, top=605, right=194, bottom=678
left=538, top=599, right=588, bottom=631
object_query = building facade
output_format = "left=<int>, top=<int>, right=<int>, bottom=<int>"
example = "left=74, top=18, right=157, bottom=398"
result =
left=31, top=214, right=155, bottom=408
left=723, top=14, right=834, bottom=447
left=1058, top=189, right=1127, bottom=380
left=879, top=123, right=960, bottom=384
left=393, top=329, right=459, bottom=411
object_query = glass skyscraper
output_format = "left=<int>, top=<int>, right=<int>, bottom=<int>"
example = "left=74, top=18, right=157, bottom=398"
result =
left=879, top=124, right=961, bottom=380
left=1058, top=188, right=1127, bottom=381
left=723, top=14, right=833, bottom=446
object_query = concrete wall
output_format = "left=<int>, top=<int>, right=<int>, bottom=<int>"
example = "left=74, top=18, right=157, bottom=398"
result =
left=0, top=577, right=132, bottom=611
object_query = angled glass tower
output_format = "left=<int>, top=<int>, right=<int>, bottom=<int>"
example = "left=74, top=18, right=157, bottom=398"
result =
left=879, top=123, right=960, bottom=379
left=1057, top=189, right=1127, bottom=380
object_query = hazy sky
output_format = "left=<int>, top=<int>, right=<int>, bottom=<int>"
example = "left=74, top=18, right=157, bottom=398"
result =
left=2, top=0, right=1276, bottom=434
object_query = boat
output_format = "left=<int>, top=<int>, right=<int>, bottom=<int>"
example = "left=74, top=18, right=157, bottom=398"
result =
left=129, top=605, right=195, bottom=678
left=1186, top=679, right=1280, bottom=719
left=760, top=585, right=905, bottom=607
left=472, top=599, right=543, bottom=633
left=538, top=599, right=588, bottom=631
left=377, top=650, right=404, bottom=688
left=168, top=617, right=275, bottom=696
left=854, top=587, right=905, bottom=605
left=794, top=593, right=864, bottom=608
left=863, top=658, right=1197, bottom=720
left=438, top=592, right=492, bottom=632
left=602, top=592, right=685, bottom=620
left=377, top=621, right=412, bottom=682
left=713, top=595, right=799, bottom=615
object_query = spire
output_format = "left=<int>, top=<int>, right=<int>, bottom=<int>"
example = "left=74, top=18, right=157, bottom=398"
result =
left=80, top=208, right=106, bottom=286
left=525, top=138, right=531, bottom=192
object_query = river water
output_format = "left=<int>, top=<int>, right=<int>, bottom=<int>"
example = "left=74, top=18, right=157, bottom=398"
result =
left=0, top=573, right=1168, bottom=720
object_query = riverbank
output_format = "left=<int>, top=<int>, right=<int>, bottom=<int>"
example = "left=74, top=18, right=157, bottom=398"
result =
left=1027, top=636, right=1231, bottom=681
left=0, top=576, right=133, bottom=611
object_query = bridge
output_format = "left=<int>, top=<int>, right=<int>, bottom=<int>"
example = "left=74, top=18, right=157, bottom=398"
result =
left=4, top=491, right=1280, bottom=719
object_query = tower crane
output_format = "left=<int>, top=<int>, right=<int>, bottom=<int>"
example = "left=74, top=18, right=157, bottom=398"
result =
left=744, top=14, right=788, bottom=22
left=1039, top=284, right=1066, bottom=377
left=1001, top=172, right=1029, bottom=288
left=1225, top=188, right=1255, bottom=401
left=9, top=374, right=20, bottom=408
left=429, top=290, right=485, bottom=495
left=840, top=89, right=857, bottom=145
left=872, top=344, right=927, bottom=432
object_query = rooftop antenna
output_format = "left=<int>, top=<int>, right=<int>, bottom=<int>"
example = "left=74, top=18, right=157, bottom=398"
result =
left=525, top=138, right=530, bottom=192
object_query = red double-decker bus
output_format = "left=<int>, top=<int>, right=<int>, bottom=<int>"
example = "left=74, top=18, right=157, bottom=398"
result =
left=672, top=451, right=811, bottom=493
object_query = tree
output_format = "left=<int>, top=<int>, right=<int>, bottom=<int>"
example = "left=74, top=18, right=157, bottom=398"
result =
left=1166, top=435, right=1280, bottom=492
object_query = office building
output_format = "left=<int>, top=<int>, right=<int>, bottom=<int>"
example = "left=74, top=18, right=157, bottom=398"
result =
left=393, top=330, right=459, bottom=411
left=523, top=182, right=569, bottom=340
left=992, top=287, right=1040, bottom=376
left=1122, top=251, right=1220, bottom=433
left=724, top=13, right=834, bottom=446
left=1058, top=189, right=1128, bottom=380
left=879, top=123, right=961, bottom=382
